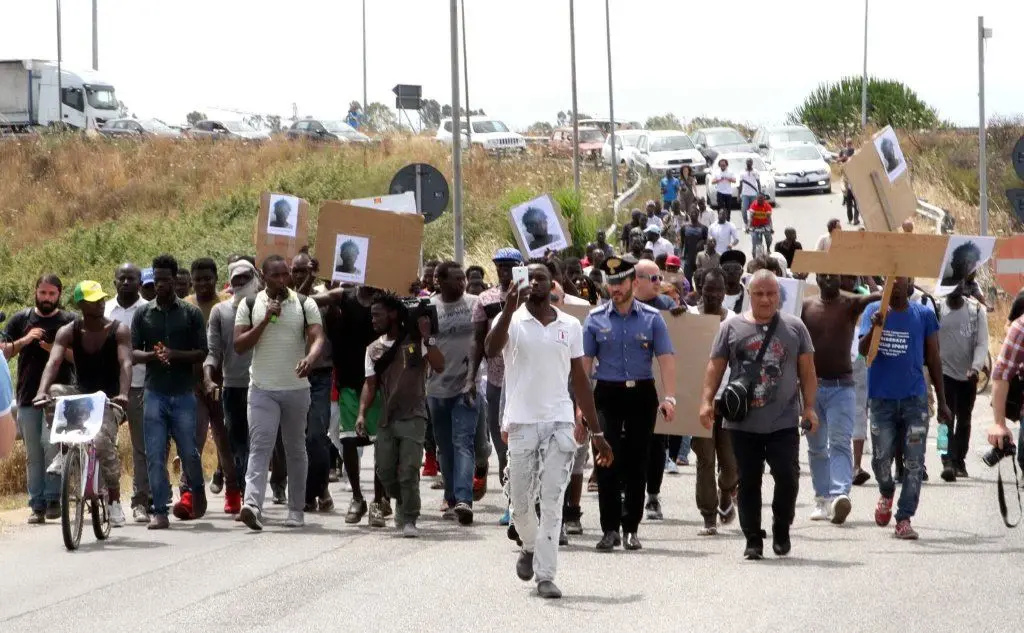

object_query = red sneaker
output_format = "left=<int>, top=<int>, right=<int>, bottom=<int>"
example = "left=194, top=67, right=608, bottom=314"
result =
left=874, top=496, right=893, bottom=527
left=473, top=475, right=487, bottom=502
left=173, top=492, right=194, bottom=521
left=893, top=519, right=919, bottom=540
left=224, top=489, right=242, bottom=515
left=422, top=451, right=439, bottom=477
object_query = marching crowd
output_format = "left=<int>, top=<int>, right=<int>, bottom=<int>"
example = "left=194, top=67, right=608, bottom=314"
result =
left=1, top=178, right=1022, bottom=600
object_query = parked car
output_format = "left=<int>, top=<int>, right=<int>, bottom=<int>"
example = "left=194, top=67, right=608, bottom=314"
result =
left=549, top=126, right=605, bottom=162
left=752, top=124, right=834, bottom=162
left=705, top=152, right=776, bottom=209
left=691, top=127, right=755, bottom=166
left=633, top=130, right=708, bottom=181
left=286, top=118, right=371, bottom=143
left=601, top=129, right=644, bottom=168
left=436, top=115, right=526, bottom=153
left=99, top=118, right=181, bottom=138
left=765, top=144, right=832, bottom=195
left=187, top=119, right=270, bottom=141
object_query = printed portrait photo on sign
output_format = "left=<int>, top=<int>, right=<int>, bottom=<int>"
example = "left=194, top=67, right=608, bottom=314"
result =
left=332, top=234, right=370, bottom=284
left=267, top=193, right=300, bottom=238
left=50, top=392, right=106, bottom=443
left=936, top=235, right=996, bottom=296
left=873, top=127, right=907, bottom=183
left=510, top=195, right=568, bottom=258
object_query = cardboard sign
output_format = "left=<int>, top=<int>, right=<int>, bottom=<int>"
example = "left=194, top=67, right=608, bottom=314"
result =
left=509, top=194, right=573, bottom=259
left=255, top=192, right=310, bottom=265
left=843, top=126, right=917, bottom=232
left=561, top=304, right=717, bottom=438
left=347, top=192, right=418, bottom=214
left=314, top=201, right=424, bottom=293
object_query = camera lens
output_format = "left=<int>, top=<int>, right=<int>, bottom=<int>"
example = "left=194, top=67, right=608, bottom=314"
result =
left=982, top=446, right=1005, bottom=468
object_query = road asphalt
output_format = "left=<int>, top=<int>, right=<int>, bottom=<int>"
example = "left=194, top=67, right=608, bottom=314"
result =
left=2, top=189, right=1021, bottom=633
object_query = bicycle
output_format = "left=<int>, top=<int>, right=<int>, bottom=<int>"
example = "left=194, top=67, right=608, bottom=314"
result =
left=42, top=394, right=123, bottom=551
left=751, top=226, right=773, bottom=258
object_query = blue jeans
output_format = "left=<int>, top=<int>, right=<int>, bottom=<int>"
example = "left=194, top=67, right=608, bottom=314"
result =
left=428, top=395, right=478, bottom=506
left=144, top=390, right=205, bottom=516
left=17, top=406, right=60, bottom=512
left=222, top=387, right=250, bottom=493
left=869, top=395, right=929, bottom=522
left=808, top=383, right=855, bottom=498
left=305, top=369, right=333, bottom=503
left=740, top=194, right=757, bottom=227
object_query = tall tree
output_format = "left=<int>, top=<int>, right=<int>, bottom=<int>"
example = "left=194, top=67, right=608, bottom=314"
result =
left=527, top=121, right=553, bottom=136
left=421, top=99, right=442, bottom=128
left=186, top=111, right=208, bottom=126
left=788, top=77, right=939, bottom=139
left=365, top=102, right=399, bottom=133
left=644, top=113, right=682, bottom=130
left=266, top=115, right=282, bottom=132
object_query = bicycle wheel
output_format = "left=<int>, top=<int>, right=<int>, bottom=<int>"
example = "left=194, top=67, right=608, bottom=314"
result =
left=61, top=447, right=84, bottom=551
left=92, top=487, right=111, bottom=541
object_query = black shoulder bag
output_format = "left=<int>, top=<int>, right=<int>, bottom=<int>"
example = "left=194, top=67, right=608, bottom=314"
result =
left=717, top=313, right=779, bottom=423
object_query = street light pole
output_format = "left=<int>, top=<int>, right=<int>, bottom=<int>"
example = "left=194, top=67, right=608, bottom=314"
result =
left=461, top=0, right=471, bottom=151
left=362, top=0, right=367, bottom=114
left=91, top=0, right=98, bottom=70
left=978, top=16, right=992, bottom=236
left=604, top=0, right=617, bottom=198
left=449, top=0, right=464, bottom=263
left=56, top=0, right=63, bottom=126
left=860, top=0, right=868, bottom=127
left=569, top=0, right=580, bottom=195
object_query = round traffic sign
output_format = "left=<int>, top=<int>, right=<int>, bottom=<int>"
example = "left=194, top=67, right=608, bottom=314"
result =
left=1013, top=135, right=1024, bottom=181
left=995, top=234, right=1024, bottom=295
left=389, top=163, right=450, bottom=224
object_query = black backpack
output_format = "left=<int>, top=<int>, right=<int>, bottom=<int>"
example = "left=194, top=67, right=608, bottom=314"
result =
left=244, top=293, right=308, bottom=339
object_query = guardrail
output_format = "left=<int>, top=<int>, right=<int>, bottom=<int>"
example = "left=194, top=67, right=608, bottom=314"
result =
left=915, top=199, right=950, bottom=234
left=609, top=169, right=642, bottom=235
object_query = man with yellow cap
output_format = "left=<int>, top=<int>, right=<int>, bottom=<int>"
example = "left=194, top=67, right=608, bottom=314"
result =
left=34, top=281, right=133, bottom=527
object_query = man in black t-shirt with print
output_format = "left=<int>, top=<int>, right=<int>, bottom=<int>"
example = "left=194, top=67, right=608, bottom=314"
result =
left=1, top=274, right=75, bottom=524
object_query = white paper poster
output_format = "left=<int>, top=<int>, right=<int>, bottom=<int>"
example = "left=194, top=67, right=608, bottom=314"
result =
left=49, top=392, right=106, bottom=444
left=935, top=235, right=997, bottom=297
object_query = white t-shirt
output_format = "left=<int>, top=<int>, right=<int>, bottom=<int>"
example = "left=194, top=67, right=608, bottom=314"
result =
left=815, top=233, right=832, bottom=251
left=501, top=306, right=583, bottom=427
left=708, top=222, right=740, bottom=255
left=645, top=214, right=664, bottom=231
left=723, top=289, right=746, bottom=313
left=698, top=209, right=717, bottom=227
left=715, top=170, right=736, bottom=195
left=104, top=296, right=149, bottom=389
left=645, top=237, right=675, bottom=259
left=739, top=170, right=761, bottom=196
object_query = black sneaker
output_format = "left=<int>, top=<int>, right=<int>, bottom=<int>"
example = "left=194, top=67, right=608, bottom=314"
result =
left=955, top=463, right=969, bottom=479
left=940, top=465, right=957, bottom=482
left=558, top=523, right=569, bottom=546
left=853, top=468, right=871, bottom=486
left=744, top=530, right=766, bottom=560
left=772, top=524, right=791, bottom=556
left=45, top=500, right=61, bottom=520
left=507, top=522, right=522, bottom=546
left=595, top=530, right=621, bottom=551
left=454, top=502, right=474, bottom=525
left=345, top=498, right=368, bottom=524
left=239, top=504, right=263, bottom=531
left=645, top=497, right=663, bottom=520
left=209, top=468, right=224, bottom=495
left=516, top=551, right=534, bottom=581
left=271, top=482, right=287, bottom=505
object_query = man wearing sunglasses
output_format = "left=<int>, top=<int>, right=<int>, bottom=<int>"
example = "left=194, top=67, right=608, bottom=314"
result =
left=634, top=259, right=676, bottom=310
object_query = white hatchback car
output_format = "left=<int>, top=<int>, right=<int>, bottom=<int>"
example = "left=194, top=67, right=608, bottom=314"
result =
left=766, top=144, right=832, bottom=195
left=436, top=116, right=525, bottom=153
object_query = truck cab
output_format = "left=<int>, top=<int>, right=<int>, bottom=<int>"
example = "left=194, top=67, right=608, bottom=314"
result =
left=0, top=59, right=118, bottom=131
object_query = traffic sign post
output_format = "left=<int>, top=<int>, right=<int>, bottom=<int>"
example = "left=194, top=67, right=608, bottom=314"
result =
left=393, top=84, right=422, bottom=111
left=1012, top=135, right=1024, bottom=181
left=1009, top=135, right=1024, bottom=226
left=389, top=163, right=450, bottom=224
left=995, top=235, right=1024, bottom=296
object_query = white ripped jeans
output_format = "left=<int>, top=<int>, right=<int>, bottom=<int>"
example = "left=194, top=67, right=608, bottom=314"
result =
left=507, top=421, right=576, bottom=584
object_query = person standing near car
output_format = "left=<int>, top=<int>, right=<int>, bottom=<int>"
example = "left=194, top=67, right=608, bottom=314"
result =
left=104, top=262, right=152, bottom=523
left=738, top=158, right=762, bottom=231
left=858, top=277, right=950, bottom=540
left=700, top=270, right=818, bottom=560
left=2, top=274, right=75, bottom=525
left=131, top=255, right=209, bottom=529
left=660, top=170, right=681, bottom=212
left=936, top=284, right=988, bottom=482
left=708, top=208, right=740, bottom=256
left=712, top=158, right=737, bottom=213
left=34, top=281, right=132, bottom=528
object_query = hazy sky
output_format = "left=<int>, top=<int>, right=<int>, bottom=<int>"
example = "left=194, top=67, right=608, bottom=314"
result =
left=2, top=0, right=1021, bottom=130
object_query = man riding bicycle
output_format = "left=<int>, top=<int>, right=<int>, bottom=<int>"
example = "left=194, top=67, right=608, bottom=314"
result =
left=748, top=193, right=774, bottom=257
left=33, top=281, right=132, bottom=527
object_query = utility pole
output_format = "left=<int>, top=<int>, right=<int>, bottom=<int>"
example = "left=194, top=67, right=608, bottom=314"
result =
left=461, top=0, right=471, bottom=151
left=91, top=0, right=98, bottom=70
left=449, top=0, right=464, bottom=263
left=362, top=0, right=367, bottom=114
left=569, top=0, right=580, bottom=195
left=978, top=16, right=992, bottom=236
left=860, top=0, right=868, bottom=127
left=604, top=0, right=617, bottom=197
left=56, top=0, right=63, bottom=126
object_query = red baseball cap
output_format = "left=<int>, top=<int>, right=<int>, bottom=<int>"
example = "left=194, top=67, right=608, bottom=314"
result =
left=666, top=255, right=682, bottom=268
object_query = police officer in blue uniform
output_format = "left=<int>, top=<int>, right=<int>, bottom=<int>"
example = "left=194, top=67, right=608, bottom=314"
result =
left=582, top=256, right=677, bottom=551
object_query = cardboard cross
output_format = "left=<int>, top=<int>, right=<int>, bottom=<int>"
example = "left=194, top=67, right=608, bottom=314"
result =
left=842, top=126, right=918, bottom=232
left=791, top=231, right=948, bottom=365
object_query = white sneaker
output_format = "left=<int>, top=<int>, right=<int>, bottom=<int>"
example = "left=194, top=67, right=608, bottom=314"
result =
left=132, top=504, right=150, bottom=523
left=830, top=495, right=852, bottom=525
left=284, top=511, right=304, bottom=528
left=108, top=501, right=126, bottom=527
left=664, top=456, right=679, bottom=475
left=810, top=497, right=830, bottom=521
left=46, top=454, right=64, bottom=476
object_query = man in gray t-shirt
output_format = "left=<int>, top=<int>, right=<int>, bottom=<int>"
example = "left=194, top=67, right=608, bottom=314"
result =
left=700, top=270, right=818, bottom=561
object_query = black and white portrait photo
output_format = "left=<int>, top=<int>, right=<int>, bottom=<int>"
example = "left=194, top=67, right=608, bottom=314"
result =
left=510, top=194, right=569, bottom=258
left=49, top=392, right=106, bottom=443
left=267, top=194, right=299, bottom=237
left=936, top=235, right=996, bottom=296
left=332, top=234, right=369, bottom=284
left=873, top=127, right=907, bottom=183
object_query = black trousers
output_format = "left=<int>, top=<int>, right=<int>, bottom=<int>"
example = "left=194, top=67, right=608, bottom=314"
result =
left=647, top=434, right=667, bottom=496
left=594, top=380, right=659, bottom=534
left=731, top=427, right=800, bottom=539
left=943, top=374, right=977, bottom=464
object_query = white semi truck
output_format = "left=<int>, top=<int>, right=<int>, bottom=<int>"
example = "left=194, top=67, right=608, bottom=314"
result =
left=0, top=59, right=118, bottom=131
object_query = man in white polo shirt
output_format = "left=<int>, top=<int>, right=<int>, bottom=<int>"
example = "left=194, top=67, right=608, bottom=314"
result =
left=104, top=262, right=152, bottom=523
left=485, top=262, right=612, bottom=600
left=233, top=255, right=325, bottom=531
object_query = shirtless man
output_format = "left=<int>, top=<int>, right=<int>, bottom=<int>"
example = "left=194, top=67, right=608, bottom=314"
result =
left=800, top=273, right=879, bottom=524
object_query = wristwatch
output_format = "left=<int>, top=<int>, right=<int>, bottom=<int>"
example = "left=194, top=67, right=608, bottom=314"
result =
left=663, top=396, right=677, bottom=406
left=591, top=431, right=605, bottom=438
left=425, top=337, right=437, bottom=347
